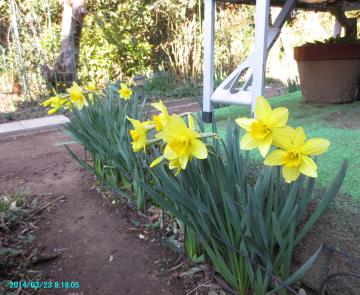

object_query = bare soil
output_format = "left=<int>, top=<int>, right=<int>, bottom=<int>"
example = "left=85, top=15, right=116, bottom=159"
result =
left=0, top=131, right=186, bottom=295
left=0, top=97, right=49, bottom=124
left=322, top=110, right=360, bottom=130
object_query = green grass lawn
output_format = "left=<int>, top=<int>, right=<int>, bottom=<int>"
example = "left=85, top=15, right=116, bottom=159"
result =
left=207, top=91, right=360, bottom=200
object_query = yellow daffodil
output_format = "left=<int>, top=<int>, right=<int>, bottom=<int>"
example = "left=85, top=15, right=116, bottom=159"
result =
left=151, top=114, right=207, bottom=173
left=152, top=100, right=170, bottom=131
left=236, top=96, right=290, bottom=157
left=264, top=127, right=330, bottom=183
left=86, top=82, right=96, bottom=92
left=119, top=83, right=132, bottom=100
left=127, top=117, right=149, bottom=152
left=42, top=96, right=68, bottom=115
left=67, top=82, right=87, bottom=110
left=42, top=96, right=62, bottom=108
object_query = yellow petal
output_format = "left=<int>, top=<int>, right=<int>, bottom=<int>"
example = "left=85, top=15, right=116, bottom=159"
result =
left=127, top=117, right=145, bottom=130
left=240, top=133, right=258, bottom=150
left=300, top=138, right=330, bottom=156
left=270, top=107, right=288, bottom=128
left=255, top=96, right=272, bottom=122
left=164, top=144, right=178, bottom=160
left=48, top=108, right=58, bottom=115
left=188, top=114, right=195, bottom=130
left=42, top=98, right=53, bottom=107
left=293, top=127, right=306, bottom=147
left=258, top=135, right=272, bottom=157
left=179, top=155, right=189, bottom=170
left=169, top=159, right=182, bottom=176
left=299, top=156, right=318, bottom=178
left=169, top=158, right=181, bottom=169
left=264, top=150, right=286, bottom=166
left=151, top=100, right=166, bottom=113
left=150, top=156, right=165, bottom=168
left=153, top=115, right=163, bottom=132
left=191, top=139, right=208, bottom=159
left=143, top=120, right=153, bottom=126
left=282, top=166, right=301, bottom=183
left=272, top=126, right=295, bottom=150
left=235, top=118, right=256, bottom=132
left=156, top=114, right=188, bottom=142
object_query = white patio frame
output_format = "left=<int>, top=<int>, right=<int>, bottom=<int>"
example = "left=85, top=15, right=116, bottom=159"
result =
left=202, top=0, right=296, bottom=121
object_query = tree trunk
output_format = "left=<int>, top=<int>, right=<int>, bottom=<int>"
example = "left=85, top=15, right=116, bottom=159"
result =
left=42, top=0, right=86, bottom=90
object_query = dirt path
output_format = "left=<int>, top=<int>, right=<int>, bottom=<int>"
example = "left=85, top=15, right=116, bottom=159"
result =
left=0, top=131, right=184, bottom=295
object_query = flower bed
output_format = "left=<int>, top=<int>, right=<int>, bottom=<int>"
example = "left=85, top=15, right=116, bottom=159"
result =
left=42, top=82, right=347, bottom=294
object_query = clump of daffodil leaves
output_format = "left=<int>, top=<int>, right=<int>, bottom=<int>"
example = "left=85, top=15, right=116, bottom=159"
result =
left=236, top=96, right=329, bottom=183
left=42, top=82, right=133, bottom=115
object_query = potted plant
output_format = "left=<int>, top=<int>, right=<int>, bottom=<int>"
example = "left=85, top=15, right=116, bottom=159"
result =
left=294, top=37, right=360, bottom=103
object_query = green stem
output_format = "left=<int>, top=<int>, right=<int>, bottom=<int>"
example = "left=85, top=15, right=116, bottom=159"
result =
left=200, top=133, right=218, bottom=139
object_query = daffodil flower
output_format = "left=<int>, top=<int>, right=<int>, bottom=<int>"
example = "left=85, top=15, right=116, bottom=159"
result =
left=42, top=96, right=62, bottom=108
left=42, top=96, right=68, bottom=115
left=67, top=82, right=87, bottom=110
left=236, top=96, right=290, bottom=157
left=152, top=100, right=170, bottom=132
left=151, top=114, right=207, bottom=173
left=42, top=96, right=54, bottom=108
left=86, top=82, right=96, bottom=92
left=119, top=83, right=132, bottom=100
left=264, top=127, right=330, bottom=183
left=127, top=117, right=149, bottom=152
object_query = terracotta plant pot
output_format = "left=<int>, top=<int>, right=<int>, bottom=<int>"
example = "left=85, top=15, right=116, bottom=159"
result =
left=294, top=43, right=360, bottom=103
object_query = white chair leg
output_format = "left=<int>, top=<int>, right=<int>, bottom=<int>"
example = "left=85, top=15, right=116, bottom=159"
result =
left=202, top=0, right=215, bottom=123
left=251, top=0, right=270, bottom=115
left=204, top=0, right=295, bottom=116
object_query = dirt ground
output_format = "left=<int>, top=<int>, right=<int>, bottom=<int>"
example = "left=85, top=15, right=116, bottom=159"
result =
left=0, top=130, right=186, bottom=295
left=0, top=96, right=49, bottom=124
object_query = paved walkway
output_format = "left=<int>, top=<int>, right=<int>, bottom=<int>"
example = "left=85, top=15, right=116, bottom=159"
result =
left=0, top=115, right=69, bottom=137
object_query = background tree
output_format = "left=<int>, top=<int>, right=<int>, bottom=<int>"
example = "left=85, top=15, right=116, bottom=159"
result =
left=42, top=0, right=87, bottom=89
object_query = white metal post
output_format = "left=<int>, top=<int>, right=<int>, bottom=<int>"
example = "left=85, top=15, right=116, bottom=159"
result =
left=202, top=0, right=215, bottom=123
left=333, top=19, right=342, bottom=37
left=251, top=0, right=270, bottom=115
